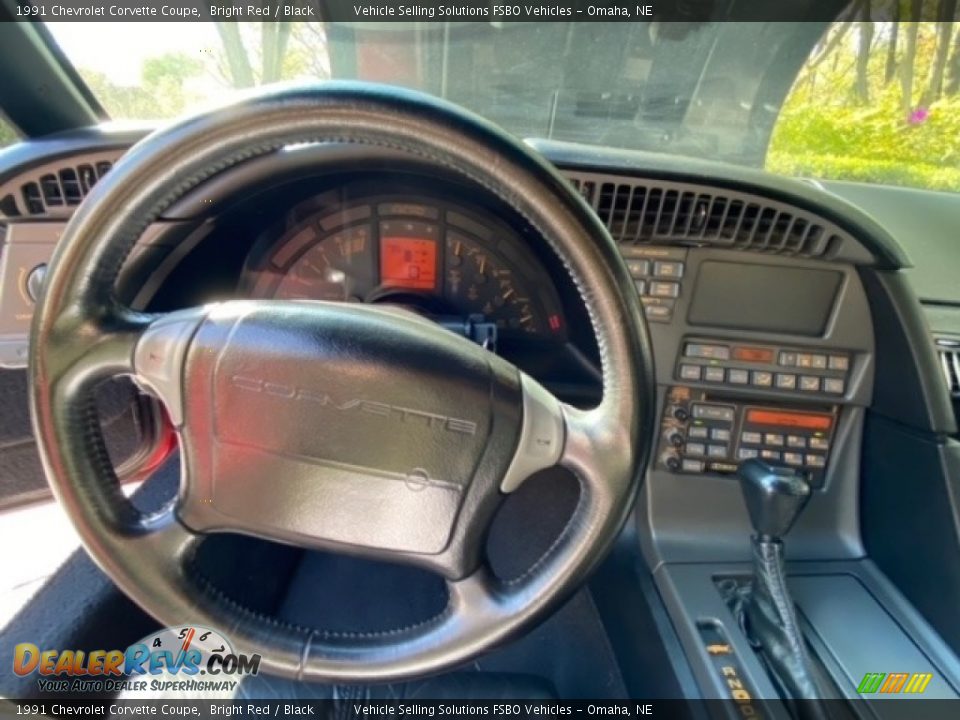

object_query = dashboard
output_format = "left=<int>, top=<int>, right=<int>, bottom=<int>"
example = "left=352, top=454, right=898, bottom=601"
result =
left=0, top=134, right=955, bottom=541
left=3, top=125, right=960, bottom=691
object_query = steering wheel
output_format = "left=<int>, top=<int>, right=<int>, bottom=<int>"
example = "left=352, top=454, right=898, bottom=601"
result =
left=29, top=83, right=654, bottom=682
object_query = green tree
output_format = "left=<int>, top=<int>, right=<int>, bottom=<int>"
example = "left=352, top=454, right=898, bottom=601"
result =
left=0, top=116, right=18, bottom=148
left=854, top=4, right=875, bottom=103
left=769, top=18, right=960, bottom=192
left=924, top=0, right=956, bottom=101
left=80, top=51, right=203, bottom=120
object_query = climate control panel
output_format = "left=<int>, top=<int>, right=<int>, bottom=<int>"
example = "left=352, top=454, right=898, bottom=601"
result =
left=676, top=338, right=851, bottom=398
left=657, top=386, right=837, bottom=486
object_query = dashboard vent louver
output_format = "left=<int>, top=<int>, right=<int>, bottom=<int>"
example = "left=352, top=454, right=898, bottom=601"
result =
left=566, top=172, right=842, bottom=259
left=16, top=160, right=113, bottom=217
left=937, top=339, right=960, bottom=398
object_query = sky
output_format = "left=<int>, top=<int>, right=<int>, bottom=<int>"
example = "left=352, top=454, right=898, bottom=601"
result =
left=47, top=22, right=223, bottom=86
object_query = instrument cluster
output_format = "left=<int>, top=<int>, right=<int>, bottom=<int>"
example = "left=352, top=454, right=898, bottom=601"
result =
left=241, top=193, right=569, bottom=345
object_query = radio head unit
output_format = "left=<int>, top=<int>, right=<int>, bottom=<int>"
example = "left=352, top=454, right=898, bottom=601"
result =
left=657, top=386, right=837, bottom=487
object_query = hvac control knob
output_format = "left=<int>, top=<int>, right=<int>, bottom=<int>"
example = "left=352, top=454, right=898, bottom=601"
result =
left=664, top=451, right=682, bottom=472
left=669, top=405, right=689, bottom=422
left=664, top=428, right=685, bottom=447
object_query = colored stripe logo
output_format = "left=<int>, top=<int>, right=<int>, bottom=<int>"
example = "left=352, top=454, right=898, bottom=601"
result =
left=858, top=672, right=933, bottom=694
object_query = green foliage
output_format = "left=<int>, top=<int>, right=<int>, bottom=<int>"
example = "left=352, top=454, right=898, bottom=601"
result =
left=0, top=116, right=19, bottom=148
left=768, top=21, right=960, bottom=192
left=83, top=52, right=204, bottom=120
left=79, top=24, right=327, bottom=121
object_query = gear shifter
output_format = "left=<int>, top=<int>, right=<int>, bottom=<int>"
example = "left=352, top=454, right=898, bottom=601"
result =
left=739, top=458, right=812, bottom=540
left=736, top=459, right=829, bottom=717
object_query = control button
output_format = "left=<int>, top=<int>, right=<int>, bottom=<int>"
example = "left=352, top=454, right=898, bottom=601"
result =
left=810, top=354, right=828, bottom=369
left=760, top=449, right=781, bottom=461
left=828, top=355, right=850, bottom=371
left=783, top=452, right=804, bottom=466
left=737, top=447, right=759, bottom=460
left=634, top=280, right=647, bottom=295
left=649, top=281, right=680, bottom=298
left=703, top=366, right=725, bottom=383
left=671, top=405, right=689, bottom=422
left=809, top=436, right=829, bottom=451
left=626, top=259, right=650, bottom=276
left=799, top=376, right=821, bottom=392
left=665, top=454, right=682, bottom=472
left=805, top=454, right=827, bottom=468
left=708, top=461, right=738, bottom=474
left=688, top=426, right=709, bottom=439
left=741, top=431, right=763, bottom=444
left=25, top=264, right=48, bottom=303
left=692, top=404, right=735, bottom=422
left=711, top=428, right=731, bottom=442
left=685, top=343, right=731, bottom=360
left=642, top=299, right=674, bottom=322
left=775, top=373, right=797, bottom=390
left=679, top=364, right=702, bottom=381
left=685, top=442, right=706, bottom=457
left=681, top=458, right=705, bottom=473
left=797, top=353, right=814, bottom=368
left=823, top=378, right=845, bottom=395
left=779, top=351, right=798, bottom=367
left=653, top=261, right=684, bottom=278
left=707, top=444, right=728, bottom=458
left=751, top=371, right=773, bottom=387
left=764, top=433, right=785, bottom=446
left=728, top=369, right=749, bottom=385
left=786, top=435, right=807, bottom=448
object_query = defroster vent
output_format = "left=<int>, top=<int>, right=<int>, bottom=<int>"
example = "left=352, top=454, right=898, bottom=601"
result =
left=564, top=171, right=847, bottom=259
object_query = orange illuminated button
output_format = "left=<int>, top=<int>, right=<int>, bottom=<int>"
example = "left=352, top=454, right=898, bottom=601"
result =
left=732, top=346, right=775, bottom=364
left=746, top=409, right=832, bottom=431
left=380, top=236, right=437, bottom=290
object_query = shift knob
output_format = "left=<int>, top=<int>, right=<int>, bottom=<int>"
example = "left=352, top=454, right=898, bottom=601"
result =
left=737, top=459, right=811, bottom=540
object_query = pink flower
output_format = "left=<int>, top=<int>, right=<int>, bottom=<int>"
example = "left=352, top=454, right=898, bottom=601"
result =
left=907, top=107, right=929, bottom=125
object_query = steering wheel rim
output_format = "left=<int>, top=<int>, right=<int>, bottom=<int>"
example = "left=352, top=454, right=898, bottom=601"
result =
left=29, top=82, right=655, bottom=682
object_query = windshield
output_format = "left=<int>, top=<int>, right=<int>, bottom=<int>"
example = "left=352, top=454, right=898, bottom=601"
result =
left=46, top=18, right=960, bottom=192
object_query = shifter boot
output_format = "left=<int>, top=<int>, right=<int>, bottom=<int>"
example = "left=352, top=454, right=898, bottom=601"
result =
left=745, top=537, right=823, bottom=703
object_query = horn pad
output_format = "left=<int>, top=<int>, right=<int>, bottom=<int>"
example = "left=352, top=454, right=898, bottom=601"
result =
left=176, top=302, right=521, bottom=557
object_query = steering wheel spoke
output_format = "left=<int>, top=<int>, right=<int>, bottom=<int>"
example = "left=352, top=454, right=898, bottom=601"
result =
left=129, top=308, right=208, bottom=427
left=560, top=403, right=635, bottom=498
left=42, top=307, right=151, bottom=393
left=125, top=506, right=202, bottom=564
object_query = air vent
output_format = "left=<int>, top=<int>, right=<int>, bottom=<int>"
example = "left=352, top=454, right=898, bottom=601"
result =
left=17, top=161, right=113, bottom=216
left=566, top=172, right=843, bottom=259
left=936, top=338, right=960, bottom=398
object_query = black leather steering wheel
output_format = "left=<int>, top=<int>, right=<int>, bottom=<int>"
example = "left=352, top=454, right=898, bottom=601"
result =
left=29, top=83, right=655, bottom=682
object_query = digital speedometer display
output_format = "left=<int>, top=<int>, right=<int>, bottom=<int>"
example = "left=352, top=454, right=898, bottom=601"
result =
left=380, top=236, right=437, bottom=290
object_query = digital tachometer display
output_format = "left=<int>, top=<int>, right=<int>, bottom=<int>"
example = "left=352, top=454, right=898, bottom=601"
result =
left=380, top=236, right=437, bottom=290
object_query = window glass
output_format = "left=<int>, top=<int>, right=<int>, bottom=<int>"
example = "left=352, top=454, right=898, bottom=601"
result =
left=768, top=22, right=960, bottom=192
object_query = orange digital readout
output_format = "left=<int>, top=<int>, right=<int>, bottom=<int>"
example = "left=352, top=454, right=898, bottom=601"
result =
left=380, top=237, right=437, bottom=290
left=732, top=346, right=775, bottom=363
left=746, top=409, right=832, bottom=431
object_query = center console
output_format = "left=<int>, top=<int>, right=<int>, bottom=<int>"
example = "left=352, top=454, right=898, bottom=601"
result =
left=626, top=244, right=960, bottom=713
